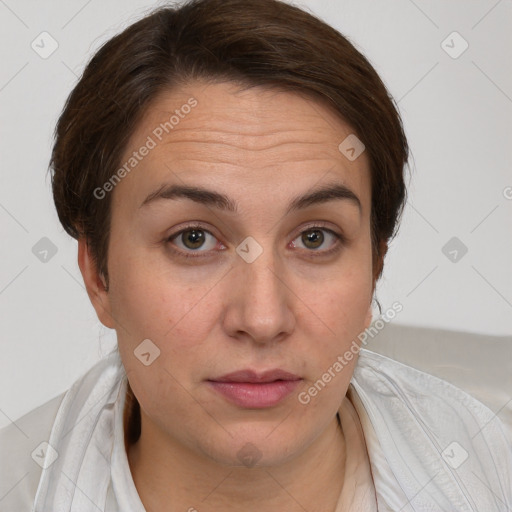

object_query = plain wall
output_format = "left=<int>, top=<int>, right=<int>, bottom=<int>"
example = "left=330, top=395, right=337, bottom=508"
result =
left=1, top=0, right=511, bottom=427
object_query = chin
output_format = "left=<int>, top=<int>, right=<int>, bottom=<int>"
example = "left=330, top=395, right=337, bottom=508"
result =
left=197, top=425, right=307, bottom=469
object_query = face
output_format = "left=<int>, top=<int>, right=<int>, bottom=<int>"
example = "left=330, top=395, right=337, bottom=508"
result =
left=80, top=80, right=376, bottom=468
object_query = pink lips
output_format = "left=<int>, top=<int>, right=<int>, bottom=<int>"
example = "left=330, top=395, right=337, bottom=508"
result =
left=207, top=369, right=302, bottom=408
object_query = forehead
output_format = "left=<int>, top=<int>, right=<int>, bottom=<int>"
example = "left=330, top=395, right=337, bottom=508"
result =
left=111, top=80, right=371, bottom=219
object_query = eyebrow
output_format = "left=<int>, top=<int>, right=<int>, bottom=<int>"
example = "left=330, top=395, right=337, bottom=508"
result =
left=139, top=181, right=362, bottom=216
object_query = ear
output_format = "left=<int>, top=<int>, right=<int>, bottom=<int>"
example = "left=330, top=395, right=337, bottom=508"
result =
left=372, top=239, right=388, bottom=289
left=77, top=237, right=115, bottom=329
left=364, top=303, right=373, bottom=331
left=365, top=239, right=388, bottom=331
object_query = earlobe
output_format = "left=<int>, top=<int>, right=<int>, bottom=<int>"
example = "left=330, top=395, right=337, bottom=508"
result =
left=77, top=238, right=115, bottom=329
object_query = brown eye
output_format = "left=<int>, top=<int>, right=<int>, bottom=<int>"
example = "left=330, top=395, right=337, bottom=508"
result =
left=181, top=229, right=206, bottom=250
left=167, top=226, right=219, bottom=255
left=291, top=227, right=342, bottom=253
left=301, top=229, right=324, bottom=249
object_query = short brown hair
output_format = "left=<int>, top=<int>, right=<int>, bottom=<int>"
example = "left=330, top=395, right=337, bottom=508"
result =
left=50, top=0, right=409, bottom=295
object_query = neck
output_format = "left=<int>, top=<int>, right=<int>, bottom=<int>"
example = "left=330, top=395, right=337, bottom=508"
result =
left=127, top=408, right=346, bottom=512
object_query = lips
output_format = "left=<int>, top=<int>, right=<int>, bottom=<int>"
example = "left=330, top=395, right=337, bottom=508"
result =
left=207, top=369, right=302, bottom=408
left=211, top=369, right=301, bottom=384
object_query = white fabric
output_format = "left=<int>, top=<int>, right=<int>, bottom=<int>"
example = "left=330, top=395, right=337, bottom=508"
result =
left=334, top=393, right=379, bottom=510
left=364, top=323, right=512, bottom=443
left=352, top=352, right=512, bottom=510
left=1, top=348, right=511, bottom=511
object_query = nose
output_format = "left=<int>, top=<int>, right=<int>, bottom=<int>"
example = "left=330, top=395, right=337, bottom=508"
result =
left=221, top=244, right=296, bottom=346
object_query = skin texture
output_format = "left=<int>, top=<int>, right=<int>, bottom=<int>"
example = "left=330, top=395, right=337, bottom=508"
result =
left=78, top=80, right=383, bottom=511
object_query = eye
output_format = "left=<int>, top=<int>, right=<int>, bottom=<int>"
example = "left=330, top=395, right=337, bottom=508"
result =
left=290, top=225, right=345, bottom=255
left=165, top=222, right=346, bottom=260
left=167, top=224, right=220, bottom=257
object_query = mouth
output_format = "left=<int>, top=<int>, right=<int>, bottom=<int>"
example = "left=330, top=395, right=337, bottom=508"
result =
left=207, top=369, right=302, bottom=409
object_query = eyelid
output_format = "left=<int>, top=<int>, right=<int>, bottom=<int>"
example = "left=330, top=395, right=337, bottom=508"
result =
left=293, top=220, right=345, bottom=240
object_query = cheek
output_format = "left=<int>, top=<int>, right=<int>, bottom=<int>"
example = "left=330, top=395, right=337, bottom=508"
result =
left=305, top=262, right=373, bottom=334
left=293, top=281, right=370, bottom=418
left=296, top=264, right=373, bottom=386
left=111, top=267, right=216, bottom=423
left=108, top=249, right=211, bottom=338
left=107, top=253, right=221, bottom=393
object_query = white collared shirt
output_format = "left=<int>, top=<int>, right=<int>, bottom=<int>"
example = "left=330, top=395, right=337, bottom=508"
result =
left=1, top=348, right=511, bottom=511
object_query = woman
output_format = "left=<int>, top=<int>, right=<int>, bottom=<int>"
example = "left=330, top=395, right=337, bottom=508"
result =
left=1, top=0, right=511, bottom=510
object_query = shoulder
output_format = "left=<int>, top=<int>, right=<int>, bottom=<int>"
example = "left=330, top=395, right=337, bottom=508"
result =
left=0, top=350, right=124, bottom=511
left=353, top=348, right=512, bottom=453
left=353, top=348, right=511, bottom=432
left=0, top=392, right=66, bottom=510
left=352, top=349, right=512, bottom=510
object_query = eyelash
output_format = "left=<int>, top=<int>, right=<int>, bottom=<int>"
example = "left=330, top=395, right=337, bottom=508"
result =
left=165, top=222, right=347, bottom=261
